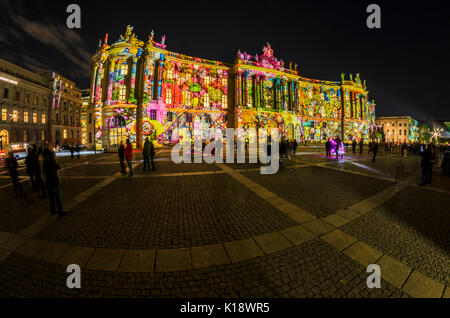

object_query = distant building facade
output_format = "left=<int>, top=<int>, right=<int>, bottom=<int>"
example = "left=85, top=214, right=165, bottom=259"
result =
left=0, top=58, right=83, bottom=153
left=376, top=116, right=419, bottom=143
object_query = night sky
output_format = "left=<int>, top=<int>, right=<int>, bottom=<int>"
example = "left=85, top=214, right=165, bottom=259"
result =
left=0, top=0, right=449, bottom=122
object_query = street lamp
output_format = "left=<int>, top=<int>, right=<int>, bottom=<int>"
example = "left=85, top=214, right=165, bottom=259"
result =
left=429, top=128, right=443, bottom=144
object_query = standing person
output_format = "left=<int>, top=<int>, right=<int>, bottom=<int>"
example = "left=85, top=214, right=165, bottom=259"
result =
left=372, top=140, right=379, bottom=162
left=279, top=139, right=287, bottom=169
left=125, top=139, right=133, bottom=177
left=335, top=137, right=341, bottom=159
left=143, top=137, right=152, bottom=172
left=34, top=146, right=47, bottom=199
left=427, top=143, right=436, bottom=184
left=359, top=139, right=363, bottom=154
left=76, top=144, right=81, bottom=159
left=419, top=144, right=432, bottom=186
left=25, top=145, right=36, bottom=189
left=293, top=140, right=298, bottom=156
left=70, top=144, right=74, bottom=160
left=42, top=147, right=66, bottom=216
left=118, top=141, right=126, bottom=175
left=149, top=139, right=156, bottom=171
left=5, top=151, right=20, bottom=198
left=352, top=138, right=357, bottom=154
left=325, top=139, right=331, bottom=158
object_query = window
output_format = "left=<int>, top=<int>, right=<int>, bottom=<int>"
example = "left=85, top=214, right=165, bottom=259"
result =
left=63, top=129, right=67, bottom=139
left=183, top=91, right=191, bottom=106
left=399, top=129, right=402, bottom=135
left=41, top=131, right=45, bottom=141
left=204, top=76, right=211, bottom=85
left=34, top=95, right=38, bottom=105
left=165, top=88, right=172, bottom=105
left=42, top=114, right=46, bottom=124
left=88, top=113, right=92, bottom=124
left=247, top=78, right=253, bottom=107
left=56, top=113, right=60, bottom=122
left=24, top=111, right=28, bottom=123
left=222, top=77, right=227, bottom=87
left=222, top=95, right=227, bottom=108
left=119, top=85, right=127, bottom=101
left=13, top=110, right=18, bottom=122
left=150, top=109, right=157, bottom=120
left=223, top=114, right=227, bottom=123
left=399, top=123, right=402, bottom=127
left=24, top=130, right=27, bottom=142
left=203, top=93, right=210, bottom=108
left=15, top=91, right=20, bottom=101
left=3, top=88, right=9, bottom=99
left=89, top=132, right=92, bottom=143
left=33, top=113, right=37, bottom=123
left=167, top=69, right=173, bottom=80
left=1, top=109, right=6, bottom=121
left=24, top=94, right=29, bottom=104
left=404, top=130, right=407, bottom=136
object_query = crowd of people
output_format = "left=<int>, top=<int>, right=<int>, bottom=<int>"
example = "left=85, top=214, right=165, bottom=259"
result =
left=4, top=144, right=67, bottom=216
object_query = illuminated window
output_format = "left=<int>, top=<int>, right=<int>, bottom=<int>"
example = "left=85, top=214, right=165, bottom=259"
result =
left=41, top=131, right=45, bottom=141
left=119, top=85, right=127, bottom=101
left=1, top=109, right=6, bottom=121
left=42, top=114, right=46, bottom=124
left=165, top=88, right=172, bottom=105
left=150, top=110, right=157, bottom=120
left=222, top=95, right=227, bottom=108
left=167, top=69, right=173, bottom=80
left=183, top=91, right=191, bottom=106
left=399, top=130, right=402, bottom=135
left=23, top=130, right=27, bottom=142
left=203, top=93, right=210, bottom=108
left=185, top=73, right=192, bottom=83
left=33, top=113, right=37, bottom=123
left=63, top=129, right=67, bottom=139
left=24, top=94, right=29, bottom=104
left=34, top=95, right=38, bottom=105
left=13, top=110, right=18, bottom=122
left=247, top=78, right=253, bottom=107
left=204, top=76, right=210, bottom=85
left=222, top=77, right=227, bottom=87
left=24, top=111, right=28, bottom=123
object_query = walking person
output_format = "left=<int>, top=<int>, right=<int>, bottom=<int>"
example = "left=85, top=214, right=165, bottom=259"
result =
left=70, top=144, right=75, bottom=160
left=335, top=137, right=341, bottom=159
left=118, top=141, right=126, bottom=176
left=427, top=143, right=436, bottom=184
left=359, top=139, right=363, bottom=154
left=5, top=151, right=21, bottom=198
left=42, top=147, right=66, bottom=216
left=352, top=139, right=357, bottom=154
left=125, top=139, right=133, bottom=177
left=279, top=139, right=287, bottom=169
left=293, top=140, right=298, bottom=156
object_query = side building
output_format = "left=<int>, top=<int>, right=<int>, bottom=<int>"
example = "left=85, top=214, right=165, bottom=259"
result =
left=90, top=26, right=376, bottom=149
left=0, top=58, right=50, bottom=153
left=375, top=116, right=419, bottom=144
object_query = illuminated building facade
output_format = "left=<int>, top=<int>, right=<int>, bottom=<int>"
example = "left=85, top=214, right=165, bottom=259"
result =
left=90, top=26, right=376, bottom=149
left=376, top=116, right=419, bottom=143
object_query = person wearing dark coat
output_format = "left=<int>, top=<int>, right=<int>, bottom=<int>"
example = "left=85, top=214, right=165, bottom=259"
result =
left=5, top=151, right=20, bottom=197
left=25, top=146, right=36, bottom=188
left=352, top=139, right=357, bottom=154
left=118, top=141, right=126, bottom=175
left=124, top=139, right=133, bottom=177
left=372, top=141, right=379, bottom=162
left=325, top=139, right=331, bottom=158
left=143, top=137, right=156, bottom=171
left=34, top=145, right=46, bottom=199
left=419, top=145, right=432, bottom=186
left=359, top=139, right=364, bottom=154
left=43, top=148, right=66, bottom=216
left=293, top=140, right=298, bottom=155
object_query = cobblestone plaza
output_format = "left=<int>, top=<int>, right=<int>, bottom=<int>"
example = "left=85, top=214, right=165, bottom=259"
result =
left=0, top=147, right=448, bottom=298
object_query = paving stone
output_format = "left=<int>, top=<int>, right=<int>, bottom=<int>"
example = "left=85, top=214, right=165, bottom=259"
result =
left=0, top=232, right=13, bottom=245
left=15, top=238, right=47, bottom=258
left=0, top=248, right=10, bottom=262
left=302, top=219, right=335, bottom=236
left=118, top=249, right=156, bottom=272
left=0, top=235, right=28, bottom=252
left=336, top=209, right=361, bottom=220
left=224, top=239, right=263, bottom=263
left=191, top=244, right=230, bottom=269
left=267, top=196, right=290, bottom=207
left=323, top=214, right=350, bottom=227
left=321, top=230, right=358, bottom=251
left=280, top=226, right=316, bottom=246
left=58, top=246, right=96, bottom=267
left=343, top=241, right=383, bottom=267
left=286, top=210, right=317, bottom=224
left=377, top=255, right=412, bottom=289
left=34, top=242, right=71, bottom=263
left=254, top=232, right=292, bottom=254
left=85, top=248, right=125, bottom=271
left=256, top=191, right=277, bottom=200
left=276, top=203, right=300, bottom=215
left=403, top=271, right=445, bottom=298
left=155, top=248, right=192, bottom=272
